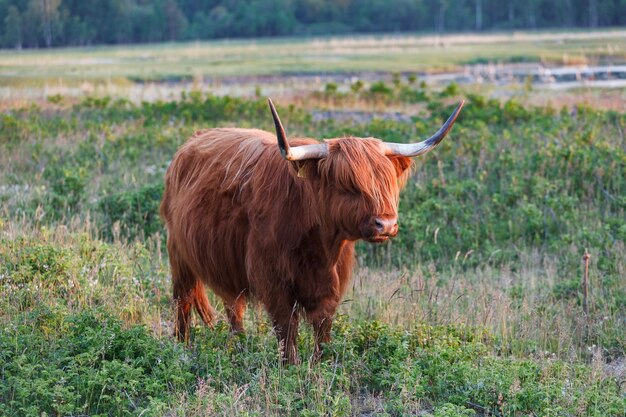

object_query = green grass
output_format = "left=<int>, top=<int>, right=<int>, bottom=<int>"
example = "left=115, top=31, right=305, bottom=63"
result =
left=1, top=83, right=625, bottom=415
left=1, top=233, right=623, bottom=416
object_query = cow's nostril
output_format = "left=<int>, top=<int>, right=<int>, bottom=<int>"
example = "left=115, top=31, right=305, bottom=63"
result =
left=372, top=217, right=398, bottom=236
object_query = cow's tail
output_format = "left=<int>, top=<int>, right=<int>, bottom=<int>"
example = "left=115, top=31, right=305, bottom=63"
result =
left=173, top=262, right=216, bottom=341
left=192, top=280, right=215, bottom=329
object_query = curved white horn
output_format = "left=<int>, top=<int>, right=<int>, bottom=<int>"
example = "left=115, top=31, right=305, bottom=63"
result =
left=382, top=100, right=464, bottom=157
left=268, top=98, right=327, bottom=161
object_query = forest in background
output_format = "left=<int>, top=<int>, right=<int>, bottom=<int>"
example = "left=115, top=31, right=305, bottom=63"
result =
left=1, top=0, right=626, bottom=49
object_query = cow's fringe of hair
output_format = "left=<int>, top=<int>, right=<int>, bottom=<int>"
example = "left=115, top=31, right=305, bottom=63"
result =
left=320, top=137, right=410, bottom=214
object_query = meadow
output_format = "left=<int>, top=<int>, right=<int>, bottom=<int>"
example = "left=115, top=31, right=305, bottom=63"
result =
left=3, top=30, right=626, bottom=81
left=1, top=32, right=625, bottom=416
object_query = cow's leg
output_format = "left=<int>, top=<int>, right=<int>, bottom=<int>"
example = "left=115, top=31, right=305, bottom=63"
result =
left=170, top=241, right=215, bottom=342
left=307, top=297, right=339, bottom=361
left=267, top=299, right=300, bottom=365
left=172, top=262, right=195, bottom=342
left=246, top=242, right=299, bottom=364
left=224, top=293, right=246, bottom=334
left=169, top=239, right=191, bottom=341
left=174, top=276, right=215, bottom=341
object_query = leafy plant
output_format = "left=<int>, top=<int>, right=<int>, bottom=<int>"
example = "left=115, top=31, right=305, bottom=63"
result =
left=99, top=183, right=165, bottom=240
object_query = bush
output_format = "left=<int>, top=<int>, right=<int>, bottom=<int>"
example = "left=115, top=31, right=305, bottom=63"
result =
left=99, top=183, right=164, bottom=240
left=369, top=81, right=393, bottom=96
left=0, top=309, right=194, bottom=417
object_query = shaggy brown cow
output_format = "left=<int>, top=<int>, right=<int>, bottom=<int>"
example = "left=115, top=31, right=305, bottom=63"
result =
left=160, top=99, right=463, bottom=363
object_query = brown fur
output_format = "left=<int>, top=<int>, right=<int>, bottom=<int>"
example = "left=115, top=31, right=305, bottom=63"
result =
left=160, top=128, right=411, bottom=363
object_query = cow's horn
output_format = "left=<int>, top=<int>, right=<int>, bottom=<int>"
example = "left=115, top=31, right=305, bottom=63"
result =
left=382, top=100, right=464, bottom=157
left=268, top=98, right=328, bottom=161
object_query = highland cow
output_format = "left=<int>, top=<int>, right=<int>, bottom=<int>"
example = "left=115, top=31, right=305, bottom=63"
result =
left=160, top=99, right=463, bottom=363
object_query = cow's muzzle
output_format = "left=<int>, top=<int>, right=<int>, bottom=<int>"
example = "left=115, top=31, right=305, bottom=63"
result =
left=361, top=216, right=398, bottom=243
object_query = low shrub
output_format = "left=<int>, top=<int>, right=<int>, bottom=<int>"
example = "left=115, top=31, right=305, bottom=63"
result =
left=98, top=183, right=164, bottom=240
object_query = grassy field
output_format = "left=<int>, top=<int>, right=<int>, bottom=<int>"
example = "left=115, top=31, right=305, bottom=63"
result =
left=2, top=29, right=626, bottom=84
left=1, top=85, right=625, bottom=416
left=1, top=33, right=625, bottom=416
left=3, top=29, right=626, bottom=113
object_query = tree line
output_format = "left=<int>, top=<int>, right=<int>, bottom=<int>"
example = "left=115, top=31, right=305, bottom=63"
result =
left=1, top=0, right=624, bottom=49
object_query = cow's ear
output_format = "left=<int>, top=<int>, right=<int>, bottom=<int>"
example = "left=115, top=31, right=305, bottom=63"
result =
left=387, top=155, right=412, bottom=177
left=291, top=160, right=320, bottom=180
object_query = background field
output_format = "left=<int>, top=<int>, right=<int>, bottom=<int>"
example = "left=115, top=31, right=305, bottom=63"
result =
left=3, top=29, right=626, bottom=112
left=2, top=30, right=625, bottom=81
left=1, top=30, right=625, bottom=416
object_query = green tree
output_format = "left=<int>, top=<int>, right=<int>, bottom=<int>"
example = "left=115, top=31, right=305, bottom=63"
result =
left=37, top=0, right=61, bottom=47
left=589, top=0, right=598, bottom=27
left=436, top=0, right=448, bottom=32
left=4, top=5, right=22, bottom=49
left=21, top=0, right=62, bottom=47
left=0, top=0, right=624, bottom=48
left=164, top=0, right=187, bottom=40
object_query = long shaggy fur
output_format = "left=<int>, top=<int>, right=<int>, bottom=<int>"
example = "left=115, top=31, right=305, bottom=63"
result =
left=161, top=128, right=411, bottom=363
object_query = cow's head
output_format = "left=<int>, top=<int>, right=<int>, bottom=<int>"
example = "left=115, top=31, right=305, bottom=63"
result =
left=268, top=99, right=463, bottom=243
